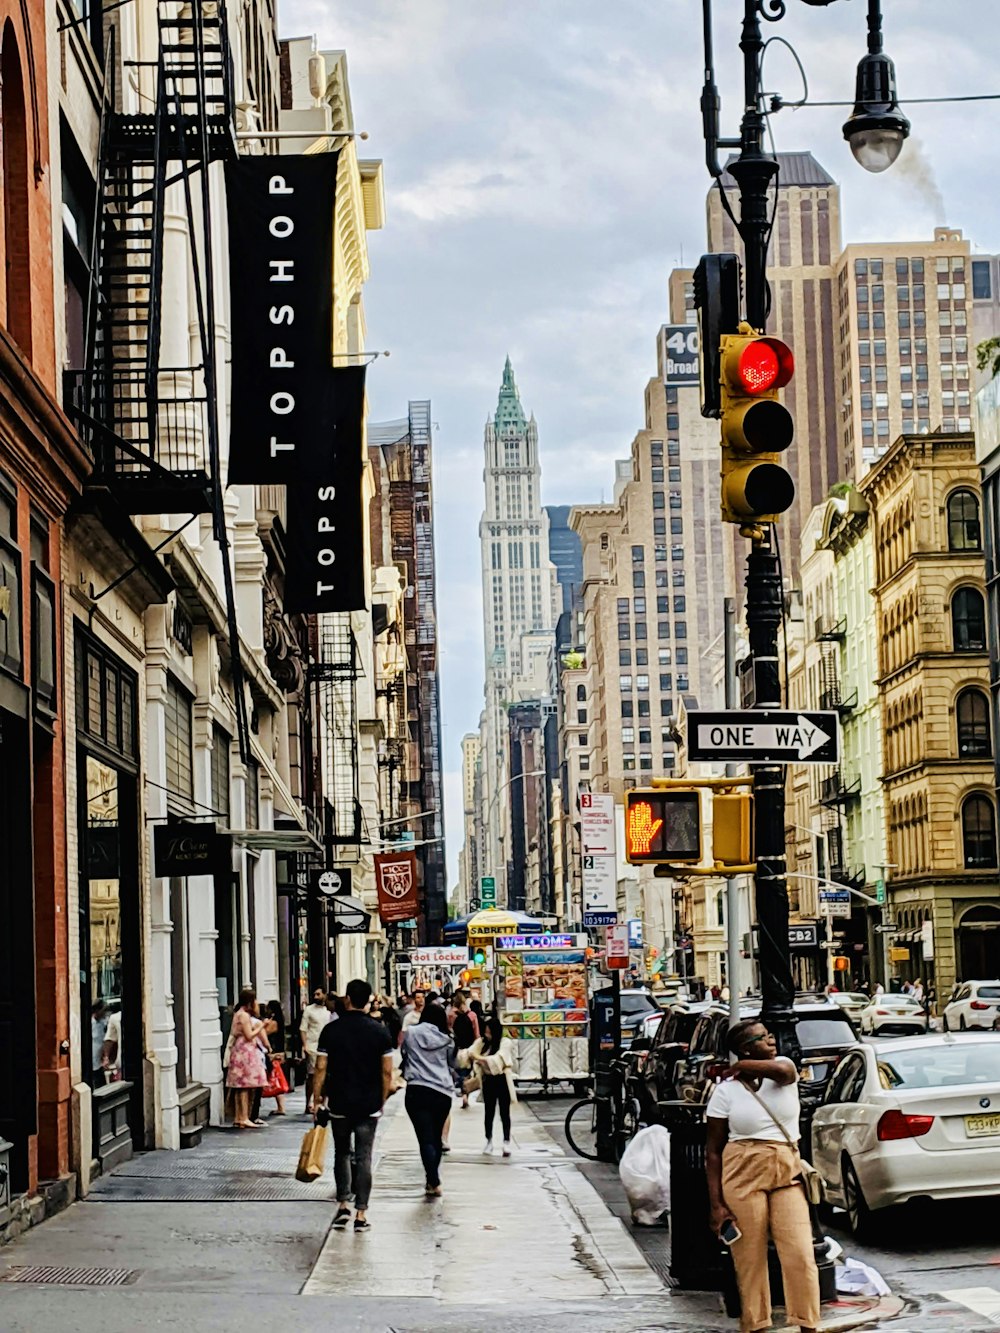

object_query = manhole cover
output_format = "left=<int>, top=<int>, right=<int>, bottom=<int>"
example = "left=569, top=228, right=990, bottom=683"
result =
left=1, top=1265, right=139, bottom=1286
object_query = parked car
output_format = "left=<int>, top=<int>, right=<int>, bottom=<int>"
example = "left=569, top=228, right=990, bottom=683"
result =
left=829, top=992, right=871, bottom=1018
left=811, top=1033, right=1000, bottom=1238
left=858, top=992, right=929, bottom=1036
left=618, top=987, right=661, bottom=1048
left=943, top=981, right=1000, bottom=1031
left=638, top=1000, right=714, bottom=1117
left=668, top=998, right=858, bottom=1113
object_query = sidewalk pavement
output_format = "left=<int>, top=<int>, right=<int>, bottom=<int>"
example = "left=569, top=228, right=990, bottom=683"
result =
left=0, top=1086, right=909, bottom=1332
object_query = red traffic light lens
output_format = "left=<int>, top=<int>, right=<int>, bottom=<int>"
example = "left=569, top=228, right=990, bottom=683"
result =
left=736, top=338, right=794, bottom=395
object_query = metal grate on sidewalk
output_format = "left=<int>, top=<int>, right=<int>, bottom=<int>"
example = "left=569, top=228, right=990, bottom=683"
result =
left=1, top=1265, right=139, bottom=1287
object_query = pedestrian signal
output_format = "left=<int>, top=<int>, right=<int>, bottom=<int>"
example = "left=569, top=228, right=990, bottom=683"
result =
left=472, top=947, right=486, bottom=967
left=719, top=325, right=795, bottom=525
left=624, top=789, right=703, bottom=865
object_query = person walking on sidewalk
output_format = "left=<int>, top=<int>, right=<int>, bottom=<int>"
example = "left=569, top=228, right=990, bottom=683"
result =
left=227, top=987, right=269, bottom=1130
left=450, top=992, right=479, bottom=1109
left=460, top=1014, right=516, bottom=1156
left=261, top=1000, right=289, bottom=1116
left=402, top=989, right=426, bottom=1031
left=401, top=1003, right=459, bottom=1197
left=705, top=1019, right=820, bottom=1333
left=301, top=988, right=333, bottom=1114
left=312, top=978, right=394, bottom=1234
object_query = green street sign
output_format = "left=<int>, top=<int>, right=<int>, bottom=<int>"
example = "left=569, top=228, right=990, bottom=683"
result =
left=876, top=877, right=886, bottom=905
left=480, top=876, right=496, bottom=905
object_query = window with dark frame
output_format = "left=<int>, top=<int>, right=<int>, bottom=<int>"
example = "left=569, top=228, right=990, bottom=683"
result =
left=962, top=794, right=997, bottom=869
left=957, top=688, right=991, bottom=758
left=952, top=587, right=987, bottom=652
left=947, top=489, right=981, bottom=551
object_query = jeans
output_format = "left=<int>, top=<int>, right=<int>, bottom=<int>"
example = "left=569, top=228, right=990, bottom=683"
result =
left=482, top=1072, right=511, bottom=1141
left=330, top=1115, right=378, bottom=1210
left=405, top=1084, right=451, bottom=1188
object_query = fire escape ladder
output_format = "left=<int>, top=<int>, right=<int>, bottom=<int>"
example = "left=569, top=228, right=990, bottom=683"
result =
left=70, top=0, right=252, bottom=764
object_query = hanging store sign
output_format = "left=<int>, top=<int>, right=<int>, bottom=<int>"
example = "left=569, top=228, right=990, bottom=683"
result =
left=374, top=850, right=420, bottom=924
left=284, top=366, right=366, bottom=613
left=225, top=153, right=340, bottom=483
left=153, top=821, right=225, bottom=877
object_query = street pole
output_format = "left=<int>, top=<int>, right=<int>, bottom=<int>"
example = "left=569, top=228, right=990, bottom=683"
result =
left=724, top=597, right=743, bottom=1028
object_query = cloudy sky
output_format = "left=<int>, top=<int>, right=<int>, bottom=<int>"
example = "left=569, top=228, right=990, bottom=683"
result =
left=281, top=0, right=1000, bottom=894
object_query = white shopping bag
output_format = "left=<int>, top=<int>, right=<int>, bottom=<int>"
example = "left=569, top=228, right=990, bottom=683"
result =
left=836, top=1256, right=891, bottom=1297
left=618, top=1124, right=671, bottom=1225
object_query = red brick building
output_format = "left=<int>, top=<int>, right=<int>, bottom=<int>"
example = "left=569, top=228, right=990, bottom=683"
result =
left=0, top=0, right=88, bottom=1222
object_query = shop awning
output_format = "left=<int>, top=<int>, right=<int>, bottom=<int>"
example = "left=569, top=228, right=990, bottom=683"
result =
left=229, top=828, right=322, bottom=854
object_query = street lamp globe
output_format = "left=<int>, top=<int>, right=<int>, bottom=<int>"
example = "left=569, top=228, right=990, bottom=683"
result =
left=842, top=50, right=910, bottom=173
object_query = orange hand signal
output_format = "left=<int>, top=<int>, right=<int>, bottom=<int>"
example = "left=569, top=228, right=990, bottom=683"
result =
left=627, top=801, right=663, bottom=857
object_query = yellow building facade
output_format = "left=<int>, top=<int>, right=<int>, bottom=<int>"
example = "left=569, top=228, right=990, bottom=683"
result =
left=860, top=432, right=997, bottom=996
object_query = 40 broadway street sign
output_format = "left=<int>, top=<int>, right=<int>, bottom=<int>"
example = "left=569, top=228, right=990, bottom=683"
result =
left=687, top=710, right=839, bottom=764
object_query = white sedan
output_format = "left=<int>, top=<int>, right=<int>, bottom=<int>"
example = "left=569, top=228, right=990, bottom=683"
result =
left=943, top=981, right=1000, bottom=1031
left=811, top=1034, right=1000, bottom=1238
left=858, top=992, right=928, bottom=1036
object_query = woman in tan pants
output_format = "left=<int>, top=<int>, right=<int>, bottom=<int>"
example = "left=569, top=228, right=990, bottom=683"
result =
left=706, top=1019, right=820, bottom=1333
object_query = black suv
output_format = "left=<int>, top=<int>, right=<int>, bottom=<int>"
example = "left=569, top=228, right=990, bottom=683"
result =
left=637, top=1001, right=713, bottom=1120
left=655, top=998, right=858, bottom=1114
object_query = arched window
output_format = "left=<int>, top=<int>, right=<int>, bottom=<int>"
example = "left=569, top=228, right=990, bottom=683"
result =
left=948, top=489, right=981, bottom=551
left=962, top=794, right=998, bottom=869
left=957, top=688, right=992, bottom=758
left=576, top=684, right=586, bottom=702
left=952, top=587, right=986, bottom=652
left=1, top=24, right=32, bottom=356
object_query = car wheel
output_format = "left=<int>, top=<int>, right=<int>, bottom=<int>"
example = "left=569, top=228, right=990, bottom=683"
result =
left=960, top=1017, right=967, bottom=1031
left=842, top=1156, right=873, bottom=1242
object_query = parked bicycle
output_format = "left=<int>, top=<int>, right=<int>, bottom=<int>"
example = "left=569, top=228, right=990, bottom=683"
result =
left=564, top=1056, right=643, bottom=1163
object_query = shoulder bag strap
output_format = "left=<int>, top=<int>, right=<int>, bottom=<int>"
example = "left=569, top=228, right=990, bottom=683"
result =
left=742, top=1079, right=799, bottom=1148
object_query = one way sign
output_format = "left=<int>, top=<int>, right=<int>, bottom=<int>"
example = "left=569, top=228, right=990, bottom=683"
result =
left=686, top=710, right=839, bottom=765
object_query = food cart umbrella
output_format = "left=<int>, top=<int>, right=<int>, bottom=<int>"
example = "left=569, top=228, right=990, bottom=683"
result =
left=442, top=907, right=543, bottom=944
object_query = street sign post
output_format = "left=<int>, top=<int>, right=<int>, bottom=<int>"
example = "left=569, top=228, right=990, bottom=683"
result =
left=606, top=924, right=629, bottom=969
left=687, top=710, right=839, bottom=764
left=875, top=877, right=886, bottom=905
left=875, top=922, right=898, bottom=934
left=479, top=876, right=496, bottom=906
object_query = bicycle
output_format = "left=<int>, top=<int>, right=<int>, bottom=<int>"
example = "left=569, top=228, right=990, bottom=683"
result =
left=564, top=1056, right=643, bottom=1163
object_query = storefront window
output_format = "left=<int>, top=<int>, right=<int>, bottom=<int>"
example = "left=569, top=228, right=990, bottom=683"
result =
left=86, top=755, right=123, bottom=1084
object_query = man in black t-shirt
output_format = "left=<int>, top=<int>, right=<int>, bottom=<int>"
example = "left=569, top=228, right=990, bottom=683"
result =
left=312, top=978, right=394, bottom=1232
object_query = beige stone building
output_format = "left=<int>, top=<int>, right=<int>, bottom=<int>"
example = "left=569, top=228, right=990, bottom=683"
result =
left=859, top=431, right=997, bottom=994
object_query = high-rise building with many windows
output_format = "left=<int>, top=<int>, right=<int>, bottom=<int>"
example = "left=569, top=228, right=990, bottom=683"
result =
left=477, top=359, right=559, bottom=906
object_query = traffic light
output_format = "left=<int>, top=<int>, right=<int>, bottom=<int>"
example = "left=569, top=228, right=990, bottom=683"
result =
left=460, top=968, right=473, bottom=985
left=472, top=946, right=486, bottom=967
left=713, top=793, right=753, bottom=868
left=719, top=324, right=795, bottom=525
left=694, top=253, right=741, bottom=419
left=624, top=789, right=703, bottom=865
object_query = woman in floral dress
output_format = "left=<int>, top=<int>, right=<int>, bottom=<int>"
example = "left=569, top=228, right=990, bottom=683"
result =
left=227, top=986, right=268, bottom=1128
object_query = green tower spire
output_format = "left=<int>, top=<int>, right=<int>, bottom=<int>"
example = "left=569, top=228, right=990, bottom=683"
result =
left=494, top=355, right=527, bottom=432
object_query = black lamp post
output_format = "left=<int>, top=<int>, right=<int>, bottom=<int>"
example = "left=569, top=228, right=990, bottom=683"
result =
left=699, top=0, right=905, bottom=1064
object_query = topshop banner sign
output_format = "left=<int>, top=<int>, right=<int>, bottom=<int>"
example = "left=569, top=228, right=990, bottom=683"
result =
left=225, top=154, right=339, bottom=483
left=283, top=365, right=367, bottom=614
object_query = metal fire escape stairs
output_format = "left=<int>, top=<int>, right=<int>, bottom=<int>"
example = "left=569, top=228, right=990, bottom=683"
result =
left=70, top=1, right=251, bottom=761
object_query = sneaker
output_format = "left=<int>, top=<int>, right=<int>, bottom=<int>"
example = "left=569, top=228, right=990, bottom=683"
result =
left=440, top=1141, right=451, bottom=1153
left=424, top=1184, right=441, bottom=1197
left=354, top=1217, right=371, bottom=1232
left=483, top=1139, right=494, bottom=1155
left=332, top=1207, right=351, bottom=1230
left=502, top=1140, right=512, bottom=1158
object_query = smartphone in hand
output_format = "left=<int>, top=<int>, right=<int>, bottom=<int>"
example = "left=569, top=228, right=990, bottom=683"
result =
left=720, top=1219, right=742, bottom=1246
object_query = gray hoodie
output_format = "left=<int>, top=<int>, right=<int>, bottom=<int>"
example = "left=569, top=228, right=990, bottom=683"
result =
left=401, top=1022, right=459, bottom=1099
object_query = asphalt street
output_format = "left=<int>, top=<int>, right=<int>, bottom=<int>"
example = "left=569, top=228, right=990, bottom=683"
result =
left=0, top=1085, right=996, bottom=1331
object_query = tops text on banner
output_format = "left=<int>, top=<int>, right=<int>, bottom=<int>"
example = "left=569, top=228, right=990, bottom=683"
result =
left=283, top=365, right=366, bottom=614
left=225, top=154, right=339, bottom=484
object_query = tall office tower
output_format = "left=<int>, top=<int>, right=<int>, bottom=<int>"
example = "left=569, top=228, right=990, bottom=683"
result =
left=571, top=300, right=726, bottom=796
left=836, top=228, right=1000, bottom=480
left=478, top=359, right=559, bottom=904
left=458, top=732, right=481, bottom=915
left=544, top=504, right=583, bottom=615
left=707, top=152, right=842, bottom=574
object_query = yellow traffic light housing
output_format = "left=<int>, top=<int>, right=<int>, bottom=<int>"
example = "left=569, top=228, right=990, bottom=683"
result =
left=719, top=324, right=795, bottom=526
left=624, top=789, right=703, bottom=865
left=713, top=793, right=753, bottom=867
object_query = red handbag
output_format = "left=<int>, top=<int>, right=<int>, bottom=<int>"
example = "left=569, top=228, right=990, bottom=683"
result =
left=262, top=1058, right=289, bottom=1098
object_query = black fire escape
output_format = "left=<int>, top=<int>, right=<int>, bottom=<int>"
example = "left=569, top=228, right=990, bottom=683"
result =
left=67, top=1, right=250, bottom=759
left=815, top=620, right=863, bottom=889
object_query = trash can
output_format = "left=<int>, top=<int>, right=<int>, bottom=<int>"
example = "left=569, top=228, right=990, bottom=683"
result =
left=666, top=1105, right=724, bottom=1292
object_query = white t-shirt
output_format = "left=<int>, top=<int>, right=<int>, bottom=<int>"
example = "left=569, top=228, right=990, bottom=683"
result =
left=402, top=1008, right=422, bottom=1029
left=705, top=1059, right=800, bottom=1142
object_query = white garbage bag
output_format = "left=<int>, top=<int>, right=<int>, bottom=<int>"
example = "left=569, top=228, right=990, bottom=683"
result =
left=618, top=1124, right=671, bottom=1225
left=836, top=1256, right=891, bottom=1297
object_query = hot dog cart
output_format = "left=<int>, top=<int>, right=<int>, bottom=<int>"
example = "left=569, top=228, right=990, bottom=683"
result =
left=493, top=933, right=591, bottom=1087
